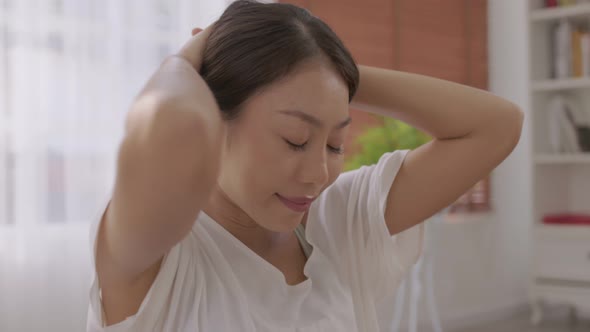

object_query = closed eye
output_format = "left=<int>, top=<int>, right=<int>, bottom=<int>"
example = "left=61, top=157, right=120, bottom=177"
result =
left=329, top=145, right=344, bottom=154
left=285, top=139, right=343, bottom=154
left=285, top=139, right=307, bottom=151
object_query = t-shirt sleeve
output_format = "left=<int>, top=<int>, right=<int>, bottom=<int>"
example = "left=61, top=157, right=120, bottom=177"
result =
left=85, top=196, right=192, bottom=332
left=310, top=150, right=424, bottom=301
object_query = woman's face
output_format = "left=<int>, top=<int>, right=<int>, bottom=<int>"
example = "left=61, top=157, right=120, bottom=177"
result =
left=217, top=60, right=351, bottom=232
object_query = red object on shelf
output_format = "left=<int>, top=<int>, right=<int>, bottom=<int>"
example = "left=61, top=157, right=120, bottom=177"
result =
left=545, top=0, right=558, bottom=7
left=543, top=213, right=590, bottom=225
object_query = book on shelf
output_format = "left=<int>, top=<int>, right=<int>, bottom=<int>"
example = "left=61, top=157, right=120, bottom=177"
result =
left=581, top=33, right=590, bottom=76
left=545, top=0, right=590, bottom=7
left=553, top=20, right=572, bottom=78
left=572, top=28, right=583, bottom=77
left=543, top=213, right=590, bottom=225
left=547, top=95, right=590, bottom=153
left=548, top=96, right=577, bottom=153
left=546, top=0, right=558, bottom=6
left=552, top=20, right=590, bottom=79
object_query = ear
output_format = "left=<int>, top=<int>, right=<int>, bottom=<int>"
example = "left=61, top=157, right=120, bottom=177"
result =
left=191, top=27, right=203, bottom=36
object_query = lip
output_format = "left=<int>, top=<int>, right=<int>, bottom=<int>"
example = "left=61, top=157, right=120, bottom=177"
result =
left=276, top=194, right=316, bottom=212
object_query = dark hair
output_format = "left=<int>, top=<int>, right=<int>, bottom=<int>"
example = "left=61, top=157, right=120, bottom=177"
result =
left=201, top=0, right=359, bottom=121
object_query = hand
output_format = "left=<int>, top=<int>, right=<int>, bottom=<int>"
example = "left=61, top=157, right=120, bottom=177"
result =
left=175, top=24, right=214, bottom=72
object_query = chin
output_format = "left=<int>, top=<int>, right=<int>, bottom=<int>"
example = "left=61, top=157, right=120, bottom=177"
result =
left=260, top=208, right=304, bottom=233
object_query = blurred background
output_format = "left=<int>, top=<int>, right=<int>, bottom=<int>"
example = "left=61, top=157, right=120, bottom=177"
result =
left=1, top=0, right=590, bottom=331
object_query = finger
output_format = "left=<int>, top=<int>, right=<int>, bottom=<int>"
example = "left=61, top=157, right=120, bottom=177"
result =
left=191, top=27, right=203, bottom=36
left=177, top=24, right=215, bottom=69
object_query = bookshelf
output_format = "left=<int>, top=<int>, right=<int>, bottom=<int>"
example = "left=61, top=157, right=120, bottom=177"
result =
left=528, top=0, right=590, bottom=325
left=532, top=76, right=590, bottom=91
left=534, top=153, right=590, bottom=164
left=531, top=2, right=590, bottom=21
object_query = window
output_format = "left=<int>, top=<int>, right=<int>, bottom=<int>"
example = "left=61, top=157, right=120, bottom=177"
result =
left=0, top=0, right=203, bottom=225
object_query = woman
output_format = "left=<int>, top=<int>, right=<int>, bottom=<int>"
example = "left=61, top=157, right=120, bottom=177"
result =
left=87, top=1, right=523, bottom=331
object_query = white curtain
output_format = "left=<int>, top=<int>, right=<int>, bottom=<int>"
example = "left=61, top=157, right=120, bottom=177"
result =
left=0, top=0, right=228, bottom=331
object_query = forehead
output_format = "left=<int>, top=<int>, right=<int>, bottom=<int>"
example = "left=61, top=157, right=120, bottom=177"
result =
left=241, top=61, right=350, bottom=121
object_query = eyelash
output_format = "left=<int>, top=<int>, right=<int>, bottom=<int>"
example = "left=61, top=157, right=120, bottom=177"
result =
left=285, top=140, right=344, bottom=155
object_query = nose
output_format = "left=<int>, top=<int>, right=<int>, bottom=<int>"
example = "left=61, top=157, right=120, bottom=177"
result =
left=298, top=148, right=329, bottom=188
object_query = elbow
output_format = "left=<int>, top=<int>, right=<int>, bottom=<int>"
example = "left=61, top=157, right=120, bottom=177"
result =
left=493, top=102, right=525, bottom=154
left=505, top=103, right=525, bottom=145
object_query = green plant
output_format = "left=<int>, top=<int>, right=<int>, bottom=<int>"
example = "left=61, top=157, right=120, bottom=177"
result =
left=344, top=117, right=431, bottom=171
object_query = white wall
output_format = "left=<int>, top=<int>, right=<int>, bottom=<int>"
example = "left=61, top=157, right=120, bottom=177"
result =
left=484, top=0, right=533, bottom=318
left=397, top=0, right=533, bottom=330
left=439, top=0, right=533, bottom=321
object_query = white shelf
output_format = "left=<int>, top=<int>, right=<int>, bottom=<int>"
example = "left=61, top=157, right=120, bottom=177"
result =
left=531, top=3, right=590, bottom=21
left=534, top=223, right=590, bottom=239
left=528, top=0, right=590, bottom=314
left=535, top=153, right=590, bottom=164
left=531, top=77, right=590, bottom=92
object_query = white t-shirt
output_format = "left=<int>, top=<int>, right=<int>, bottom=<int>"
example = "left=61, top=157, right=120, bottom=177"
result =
left=86, top=150, right=424, bottom=332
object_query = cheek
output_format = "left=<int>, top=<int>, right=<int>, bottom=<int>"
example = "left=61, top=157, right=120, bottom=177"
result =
left=236, top=131, right=289, bottom=187
left=325, top=157, right=344, bottom=187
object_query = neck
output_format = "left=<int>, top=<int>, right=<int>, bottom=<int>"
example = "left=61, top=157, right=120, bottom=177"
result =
left=203, top=185, right=292, bottom=256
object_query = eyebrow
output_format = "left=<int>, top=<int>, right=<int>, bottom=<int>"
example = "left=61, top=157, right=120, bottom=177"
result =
left=278, top=110, right=352, bottom=129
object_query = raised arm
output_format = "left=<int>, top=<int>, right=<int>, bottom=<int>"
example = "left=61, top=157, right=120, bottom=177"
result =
left=96, top=27, right=224, bottom=325
left=351, top=65, right=523, bottom=235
